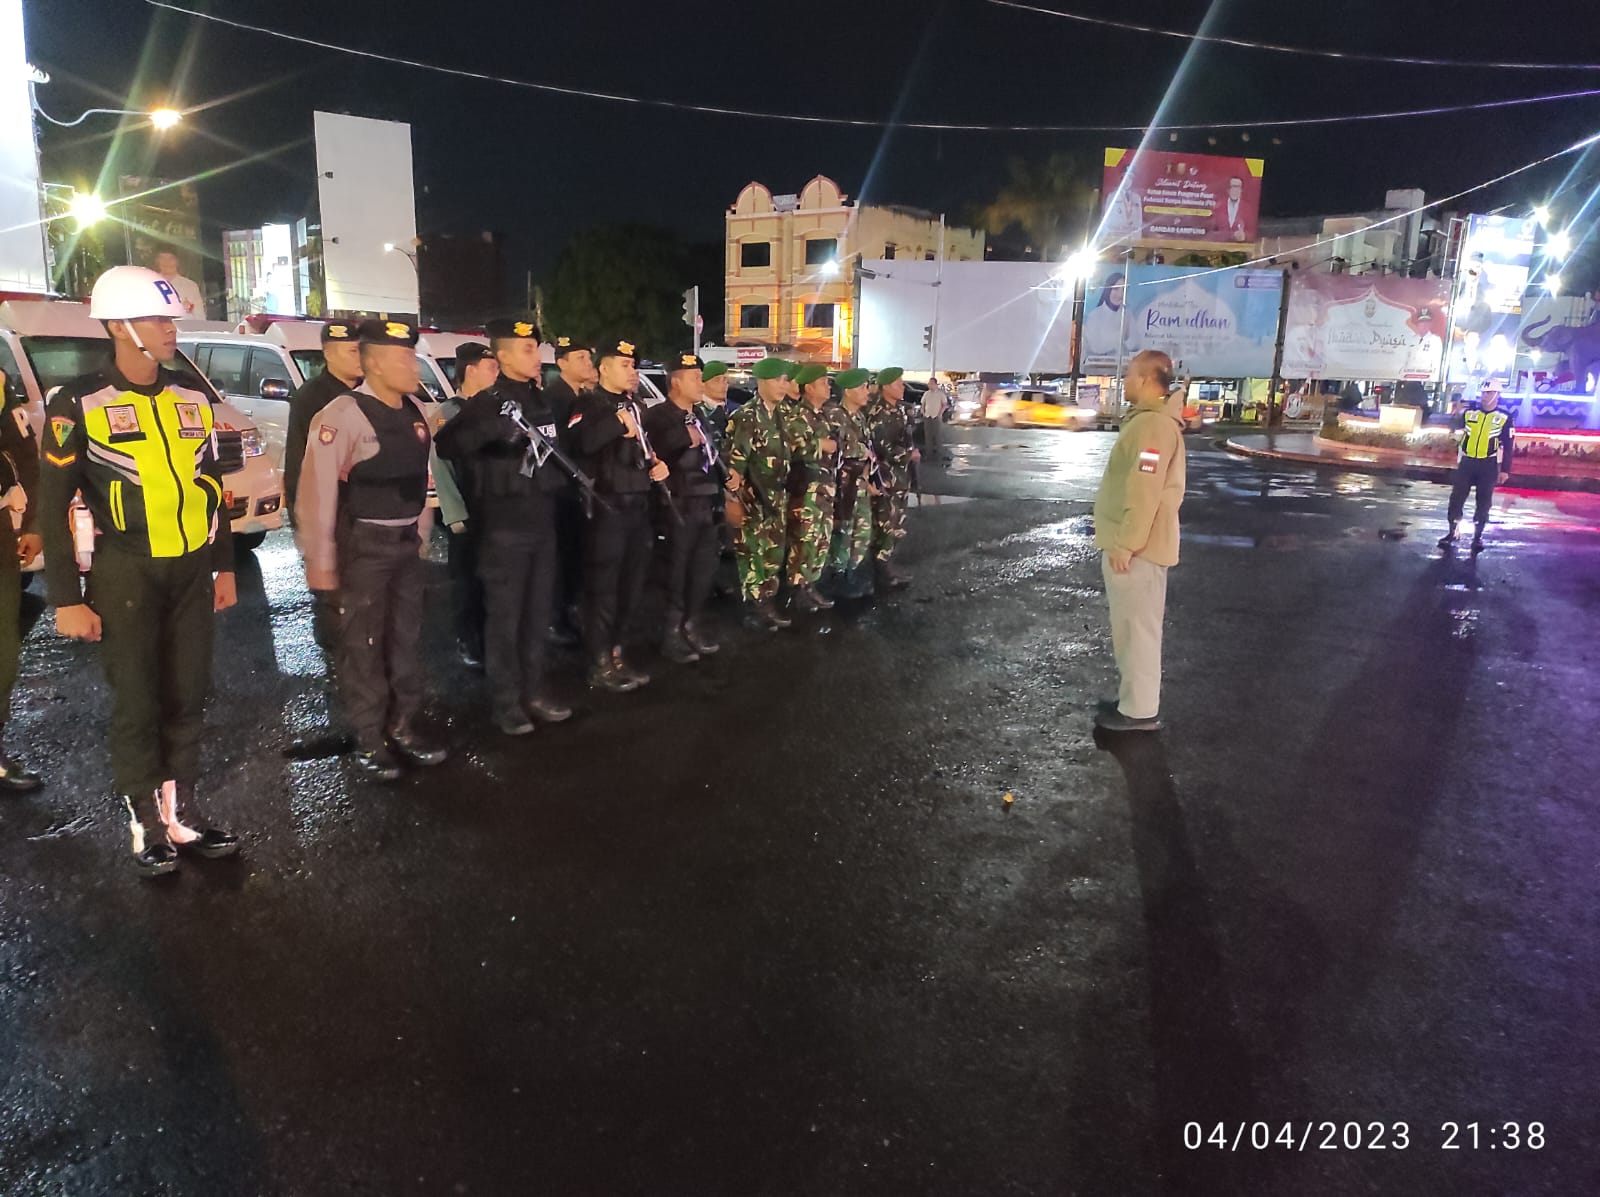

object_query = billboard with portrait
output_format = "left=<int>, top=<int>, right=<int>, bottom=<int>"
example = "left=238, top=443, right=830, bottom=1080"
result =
left=1101, top=149, right=1265, bottom=248
left=1082, top=264, right=1282, bottom=378
left=1280, top=274, right=1449, bottom=381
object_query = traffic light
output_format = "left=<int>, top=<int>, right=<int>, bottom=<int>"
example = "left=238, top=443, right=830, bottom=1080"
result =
left=682, top=286, right=698, bottom=327
left=922, top=324, right=933, bottom=351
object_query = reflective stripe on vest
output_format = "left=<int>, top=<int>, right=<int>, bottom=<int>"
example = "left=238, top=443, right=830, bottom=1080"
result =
left=81, top=388, right=215, bottom=557
left=1462, top=410, right=1507, bottom=460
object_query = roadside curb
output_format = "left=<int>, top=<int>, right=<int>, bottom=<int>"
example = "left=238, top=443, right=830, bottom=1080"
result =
left=1221, top=437, right=1600, bottom=494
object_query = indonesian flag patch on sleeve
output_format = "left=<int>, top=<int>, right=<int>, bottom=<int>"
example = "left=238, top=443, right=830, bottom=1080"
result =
left=567, top=412, right=583, bottom=428
left=1137, top=448, right=1161, bottom=474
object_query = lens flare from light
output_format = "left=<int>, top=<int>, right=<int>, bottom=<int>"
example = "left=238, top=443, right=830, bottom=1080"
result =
left=149, top=108, right=183, bottom=130
left=69, top=192, right=107, bottom=229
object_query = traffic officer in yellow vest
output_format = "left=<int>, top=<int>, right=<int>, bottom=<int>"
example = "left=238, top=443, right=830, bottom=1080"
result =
left=1439, top=385, right=1515, bottom=552
left=40, top=266, right=240, bottom=875
left=0, top=365, right=43, bottom=793
left=1092, top=350, right=1186, bottom=734
left=296, top=319, right=447, bottom=781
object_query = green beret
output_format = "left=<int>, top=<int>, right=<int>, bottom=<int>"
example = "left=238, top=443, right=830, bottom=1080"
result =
left=702, top=360, right=730, bottom=381
left=793, top=363, right=828, bottom=387
left=835, top=368, right=869, bottom=389
left=876, top=366, right=904, bottom=386
left=751, top=356, right=787, bottom=380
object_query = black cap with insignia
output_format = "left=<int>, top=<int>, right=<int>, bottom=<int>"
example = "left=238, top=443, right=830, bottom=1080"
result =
left=485, top=317, right=540, bottom=341
left=321, top=319, right=357, bottom=343
left=454, top=342, right=494, bottom=370
left=356, top=318, right=419, bottom=347
left=668, top=351, right=704, bottom=375
left=596, top=337, right=638, bottom=364
left=552, top=334, right=590, bottom=359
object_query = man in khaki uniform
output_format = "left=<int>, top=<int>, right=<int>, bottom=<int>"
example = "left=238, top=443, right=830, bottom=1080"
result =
left=1093, top=350, right=1186, bottom=732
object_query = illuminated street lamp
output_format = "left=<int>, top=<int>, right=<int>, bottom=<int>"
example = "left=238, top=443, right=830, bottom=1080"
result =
left=1532, top=205, right=1552, bottom=227
left=820, top=258, right=840, bottom=278
left=68, top=191, right=107, bottom=230
left=1547, top=229, right=1572, bottom=260
left=149, top=108, right=184, bottom=131
left=1545, top=273, right=1563, bottom=294
left=1054, top=247, right=1096, bottom=283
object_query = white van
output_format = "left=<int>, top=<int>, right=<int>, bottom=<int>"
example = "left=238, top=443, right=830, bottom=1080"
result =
left=0, top=298, right=284, bottom=554
left=180, top=320, right=452, bottom=476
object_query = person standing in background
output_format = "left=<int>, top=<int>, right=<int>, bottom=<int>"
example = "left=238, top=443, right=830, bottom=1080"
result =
left=152, top=250, right=204, bottom=317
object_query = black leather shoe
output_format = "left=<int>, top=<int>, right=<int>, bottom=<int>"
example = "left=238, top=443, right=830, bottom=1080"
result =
left=875, top=559, right=911, bottom=590
left=0, top=753, right=42, bottom=794
left=803, top=583, right=834, bottom=611
left=662, top=628, right=700, bottom=664
left=354, top=745, right=403, bottom=782
left=1094, top=708, right=1163, bottom=733
left=788, top=586, right=824, bottom=614
left=122, top=793, right=179, bottom=877
left=546, top=623, right=581, bottom=648
left=457, top=638, right=484, bottom=669
left=1437, top=531, right=1457, bottom=547
left=161, top=783, right=240, bottom=858
left=1472, top=532, right=1485, bottom=552
left=683, top=621, right=720, bottom=656
left=386, top=724, right=448, bottom=767
left=754, top=597, right=791, bottom=630
left=135, top=841, right=180, bottom=876
left=494, top=706, right=536, bottom=737
left=525, top=696, right=573, bottom=724
left=613, top=648, right=650, bottom=688
left=590, top=655, right=640, bottom=693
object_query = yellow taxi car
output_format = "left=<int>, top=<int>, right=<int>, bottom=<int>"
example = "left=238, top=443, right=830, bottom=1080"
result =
left=983, top=387, right=1100, bottom=429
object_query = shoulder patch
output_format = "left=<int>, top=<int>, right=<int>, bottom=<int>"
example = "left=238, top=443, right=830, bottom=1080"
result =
left=318, top=424, right=338, bottom=445
left=51, top=416, right=75, bottom=446
left=1137, top=448, right=1161, bottom=474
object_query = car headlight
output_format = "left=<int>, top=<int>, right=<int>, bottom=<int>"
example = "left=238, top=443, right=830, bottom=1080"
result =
left=240, top=427, right=266, bottom=457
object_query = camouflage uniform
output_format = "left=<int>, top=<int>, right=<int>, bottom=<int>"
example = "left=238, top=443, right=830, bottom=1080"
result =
left=827, top=404, right=874, bottom=574
left=866, top=396, right=915, bottom=559
left=781, top=398, right=837, bottom=587
left=726, top=398, right=791, bottom=601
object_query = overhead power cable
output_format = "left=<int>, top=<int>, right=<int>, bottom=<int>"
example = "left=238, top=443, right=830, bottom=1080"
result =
left=988, top=1, right=1600, bottom=72
left=143, top=1, right=1600, bottom=132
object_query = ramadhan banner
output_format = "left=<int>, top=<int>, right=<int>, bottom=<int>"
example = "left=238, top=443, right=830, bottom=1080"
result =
left=1082, top=265, right=1282, bottom=378
left=1281, top=274, right=1449, bottom=381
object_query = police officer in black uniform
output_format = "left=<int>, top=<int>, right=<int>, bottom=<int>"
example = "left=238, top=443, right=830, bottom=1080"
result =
left=543, top=335, right=597, bottom=645
left=0, top=365, right=44, bottom=793
left=643, top=353, right=723, bottom=663
left=434, top=319, right=573, bottom=737
left=296, top=318, right=447, bottom=780
left=284, top=318, right=361, bottom=649
left=570, top=338, right=669, bottom=691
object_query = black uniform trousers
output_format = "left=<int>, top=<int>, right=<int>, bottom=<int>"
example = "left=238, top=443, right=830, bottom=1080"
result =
left=446, top=523, right=486, bottom=654
left=1447, top=456, right=1500, bottom=529
left=336, top=520, right=424, bottom=748
left=663, top=498, right=718, bottom=630
left=478, top=511, right=558, bottom=711
left=0, top=521, right=21, bottom=728
left=554, top=491, right=586, bottom=628
left=85, top=543, right=214, bottom=796
left=583, top=492, right=652, bottom=659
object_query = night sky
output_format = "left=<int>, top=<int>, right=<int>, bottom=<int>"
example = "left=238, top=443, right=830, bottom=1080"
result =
left=25, top=0, right=1600, bottom=298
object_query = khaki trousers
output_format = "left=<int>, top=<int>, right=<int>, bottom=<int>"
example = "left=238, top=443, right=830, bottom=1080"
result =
left=1102, top=552, right=1168, bottom=720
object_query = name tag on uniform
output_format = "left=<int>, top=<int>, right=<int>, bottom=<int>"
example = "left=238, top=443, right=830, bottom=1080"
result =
left=174, top=402, right=206, bottom=439
left=105, top=403, right=144, bottom=442
left=1138, top=448, right=1161, bottom=474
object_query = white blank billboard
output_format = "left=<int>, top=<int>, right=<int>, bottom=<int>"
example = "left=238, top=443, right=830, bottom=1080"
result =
left=314, top=111, right=418, bottom=316
left=857, top=260, right=1077, bottom=374
left=0, top=0, right=49, bottom=293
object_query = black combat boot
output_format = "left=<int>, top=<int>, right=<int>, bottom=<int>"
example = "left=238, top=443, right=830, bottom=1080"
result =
left=845, top=562, right=876, bottom=600
left=0, top=730, right=42, bottom=794
left=683, top=620, right=720, bottom=656
left=874, top=556, right=910, bottom=591
left=748, top=597, right=791, bottom=630
left=662, top=626, right=700, bottom=664
left=493, top=705, right=536, bottom=736
left=353, top=742, right=403, bottom=782
left=590, top=651, right=641, bottom=693
left=123, top=792, right=178, bottom=877
left=158, top=781, right=240, bottom=858
left=614, top=647, right=650, bottom=688
left=525, top=694, right=573, bottom=724
left=789, top=585, right=826, bottom=614
left=387, top=721, right=448, bottom=767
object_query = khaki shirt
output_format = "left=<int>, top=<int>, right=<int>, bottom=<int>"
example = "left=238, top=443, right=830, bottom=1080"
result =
left=1093, top=403, right=1186, bottom=567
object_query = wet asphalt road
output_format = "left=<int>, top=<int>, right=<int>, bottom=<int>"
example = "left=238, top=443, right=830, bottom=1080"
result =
left=2, top=426, right=1598, bottom=1196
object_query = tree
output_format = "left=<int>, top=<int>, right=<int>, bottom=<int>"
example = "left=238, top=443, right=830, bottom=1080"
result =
left=973, top=152, right=1100, bottom=261
left=543, top=225, right=693, bottom=360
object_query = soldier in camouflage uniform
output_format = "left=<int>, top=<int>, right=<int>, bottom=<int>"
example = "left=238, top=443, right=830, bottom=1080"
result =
left=866, top=366, right=917, bottom=590
left=725, top=357, right=794, bottom=630
left=781, top=364, right=840, bottom=613
left=822, top=368, right=876, bottom=600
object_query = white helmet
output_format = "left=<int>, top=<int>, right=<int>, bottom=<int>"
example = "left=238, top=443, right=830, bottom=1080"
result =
left=89, top=265, right=188, bottom=321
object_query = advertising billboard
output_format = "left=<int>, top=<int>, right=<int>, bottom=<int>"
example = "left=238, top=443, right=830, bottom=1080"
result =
left=0, top=0, right=48, bottom=293
left=1101, top=149, right=1265, bottom=248
left=1281, top=274, right=1449, bottom=381
left=1460, top=214, right=1537, bottom=316
left=1082, top=264, right=1282, bottom=378
left=314, top=111, right=419, bottom=317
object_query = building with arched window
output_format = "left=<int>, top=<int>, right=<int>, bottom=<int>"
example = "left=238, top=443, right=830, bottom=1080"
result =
left=725, top=176, right=984, bottom=365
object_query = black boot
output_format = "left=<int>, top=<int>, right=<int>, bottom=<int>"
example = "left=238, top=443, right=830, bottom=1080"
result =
left=614, top=647, right=650, bottom=688
left=1472, top=529, right=1486, bottom=552
left=746, top=597, right=791, bottom=631
left=158, top=781, right=240, bottom=858
left=789, top=585, right=827, bottom=614
left=387, top=721, right=448, bottom=767
left=662, top=626, right=700, bottom=664
left=845, top=562, right=876, bottom=600
left=0, top=734, right=42, bottom=793
left=524, top=694, right=573, bottom=724
left=874, top=557, right=910, bottom=591
left=493, top=704, right=536, bottom=737
left=354, top=742, right=404, bottom=782
left=803, top=583, right=834, bottom=610
left=590, top=651, right=641, bottom=693
left=457, top=637, right=484, bottom=669
left=123, top=792, right=178, bottom=877
left=683, top=620, right=720, bottom=655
